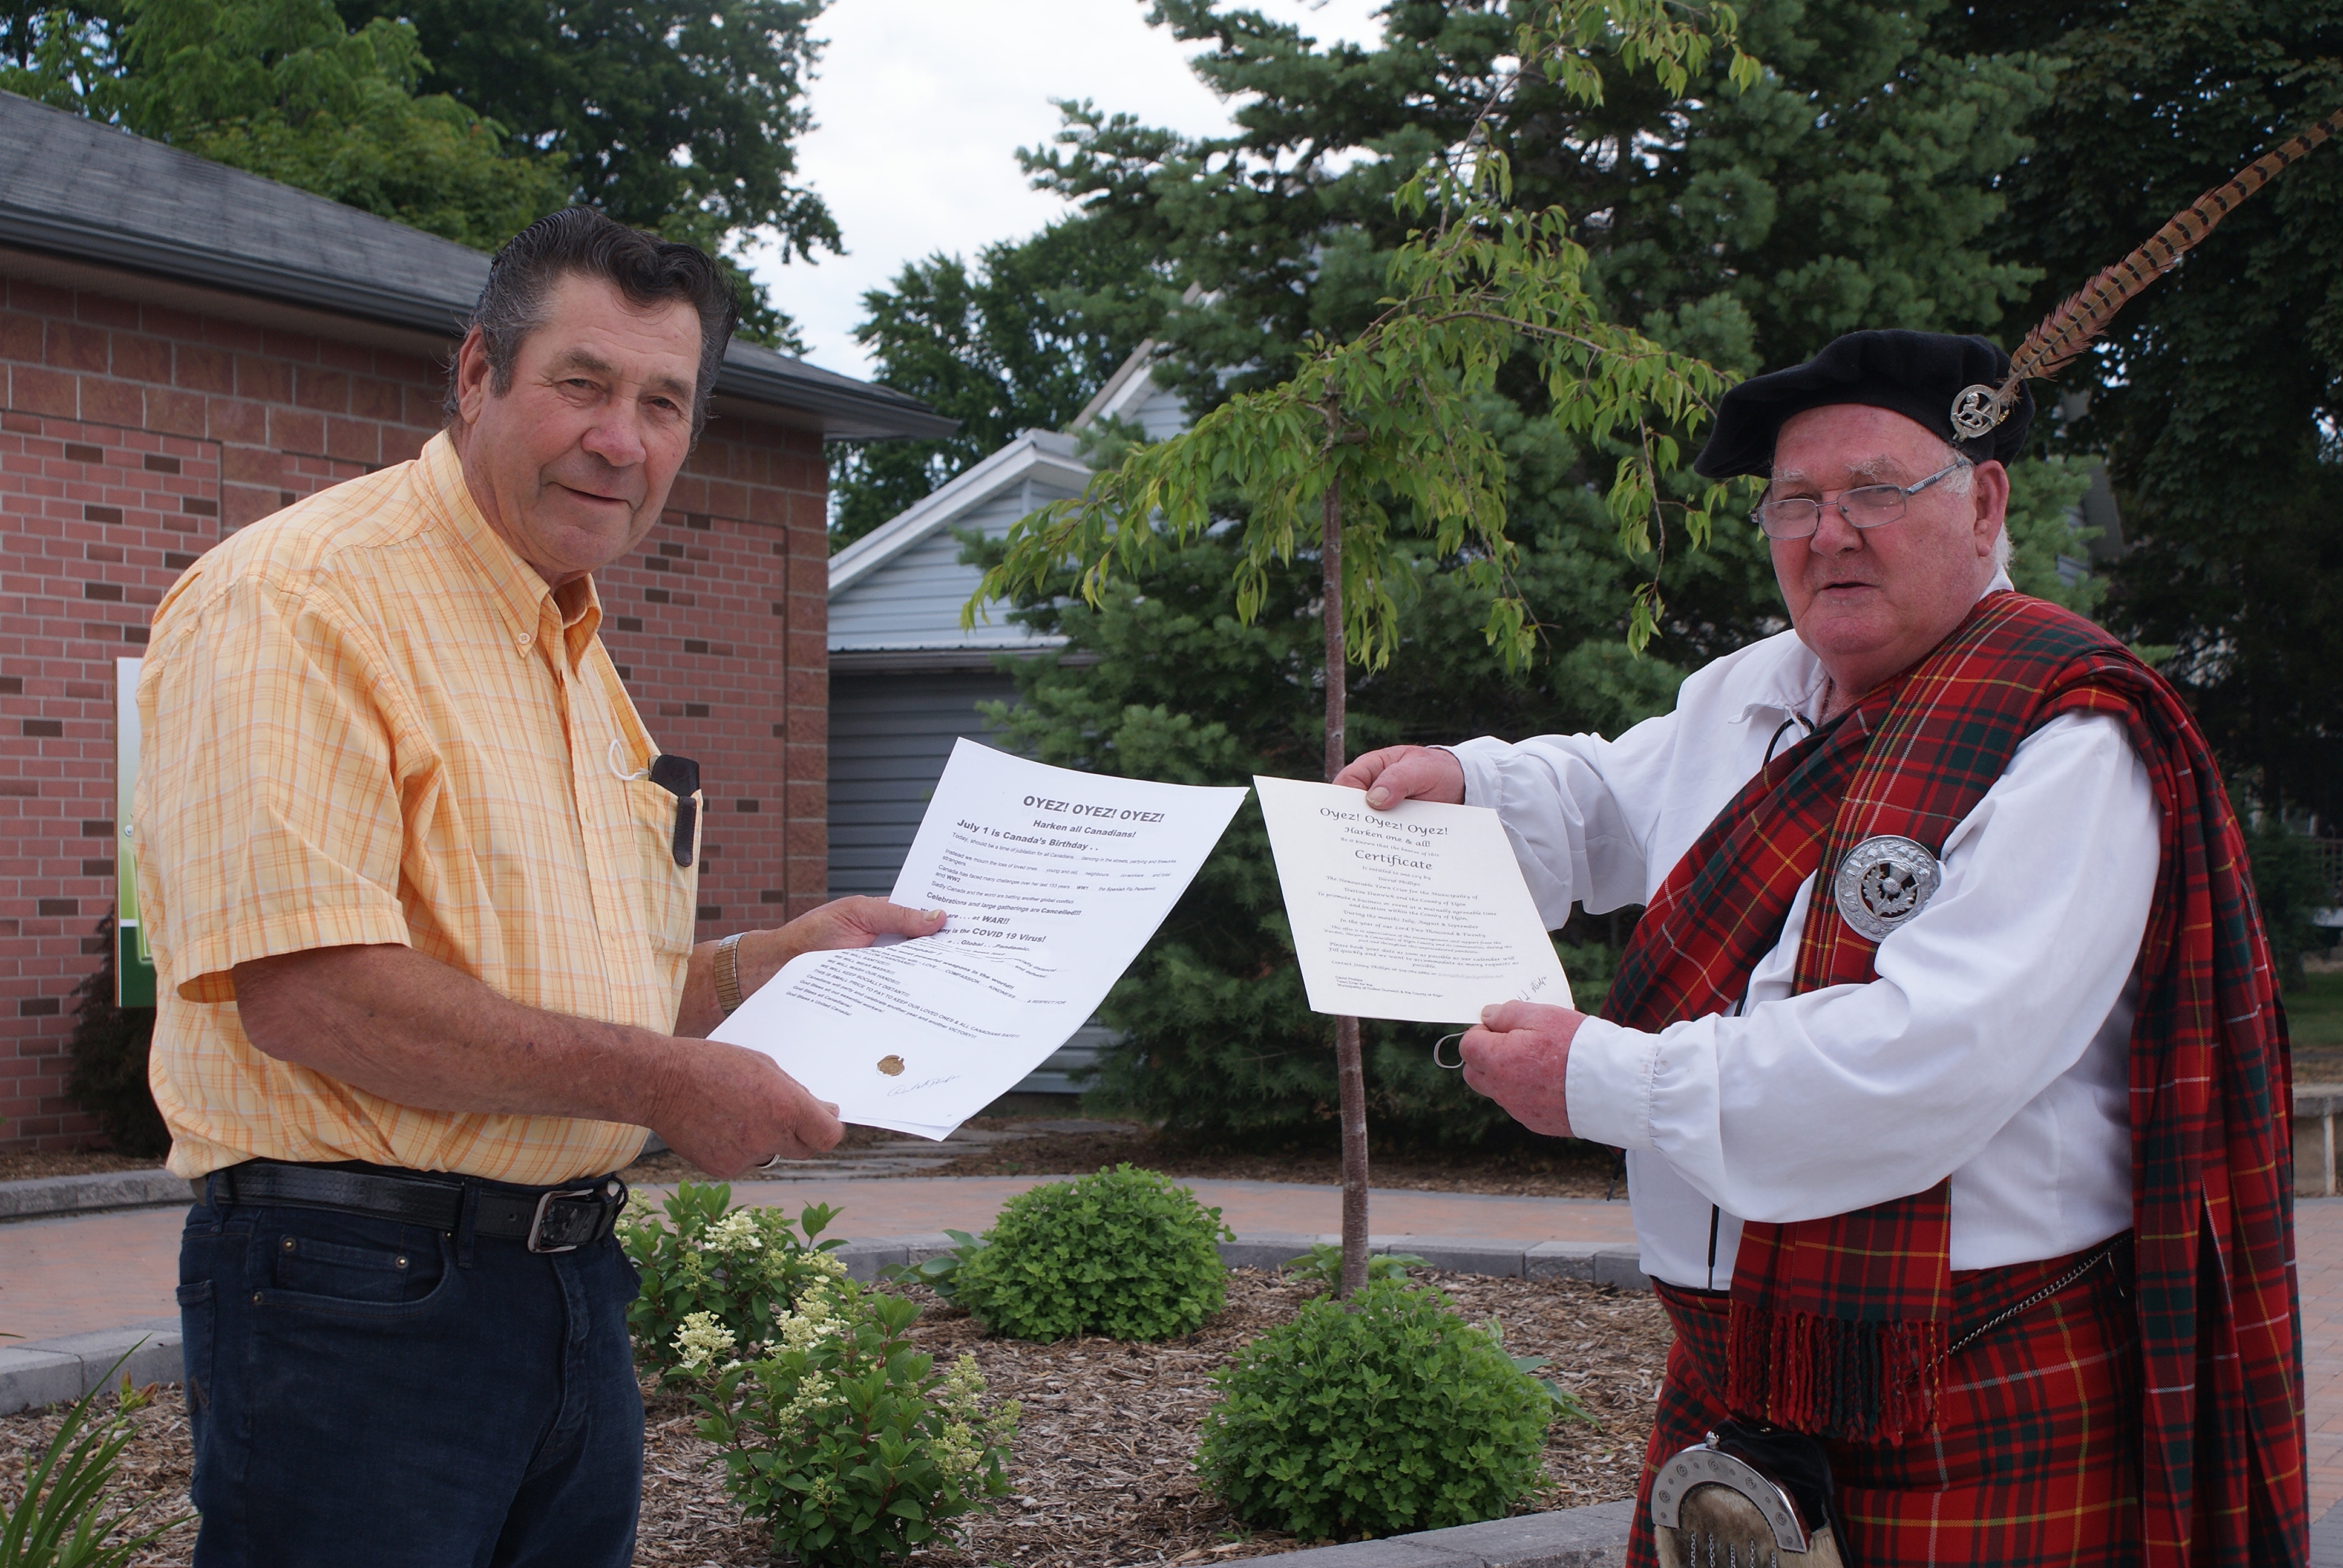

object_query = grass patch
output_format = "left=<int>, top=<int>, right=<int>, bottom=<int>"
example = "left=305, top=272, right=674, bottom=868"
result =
left=2292, top=971, right=2343, bottom=1050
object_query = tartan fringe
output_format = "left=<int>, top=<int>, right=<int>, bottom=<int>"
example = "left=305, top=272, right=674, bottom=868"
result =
left=1726, top=1298, right=1942, bottom=1445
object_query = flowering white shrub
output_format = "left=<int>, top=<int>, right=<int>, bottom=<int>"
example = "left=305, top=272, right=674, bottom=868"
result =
left=670, top=1312, right=738, bottom=1377
left=618, top=1180, right=848, bottom=1383
left=691, top=1278, right=1018, bottom=1566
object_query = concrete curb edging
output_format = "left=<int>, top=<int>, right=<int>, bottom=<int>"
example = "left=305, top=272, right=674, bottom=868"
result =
left=0, top=1169, right=186, bottom=1221
left=0, top=1318, right=183, bottom=1416
left=826, top=1231, right=1655, bottom=1293
left=1266, top=1501, right=1634, bottom=1566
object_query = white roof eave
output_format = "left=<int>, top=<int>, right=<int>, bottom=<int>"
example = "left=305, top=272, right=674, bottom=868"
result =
left=827, top=434, right=1094, bottom=595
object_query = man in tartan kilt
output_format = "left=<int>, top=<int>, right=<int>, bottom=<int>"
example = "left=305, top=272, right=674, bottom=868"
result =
left=1339, top=329, right=2305, bottom=1565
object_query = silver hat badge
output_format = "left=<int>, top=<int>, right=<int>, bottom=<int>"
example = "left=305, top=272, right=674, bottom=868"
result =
left=1833, top=835, right=1942, bottom=942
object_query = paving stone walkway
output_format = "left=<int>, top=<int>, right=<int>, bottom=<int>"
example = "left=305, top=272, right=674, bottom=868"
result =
left=5, top=1175, right=2339, bottom=1514
left=0, top=1176, right=1639, bottom=1344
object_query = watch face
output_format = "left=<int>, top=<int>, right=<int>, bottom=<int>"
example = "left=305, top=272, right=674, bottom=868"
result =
left=1833, top=835, right=1942, bottom=942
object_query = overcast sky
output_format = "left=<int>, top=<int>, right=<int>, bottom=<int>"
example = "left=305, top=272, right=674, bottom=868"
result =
left=749, top=0, right=1390, bottom=384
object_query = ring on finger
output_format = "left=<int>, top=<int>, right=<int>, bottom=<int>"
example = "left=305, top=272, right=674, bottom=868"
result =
left=1433, top=1031, right=1467, bottom=1071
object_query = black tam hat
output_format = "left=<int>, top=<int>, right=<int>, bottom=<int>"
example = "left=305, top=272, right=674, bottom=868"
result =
left=1691, top=330, right=2034, bottom=480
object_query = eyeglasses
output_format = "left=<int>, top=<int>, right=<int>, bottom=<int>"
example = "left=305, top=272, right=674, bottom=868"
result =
left=1752, top=457, right=1971, bottom=540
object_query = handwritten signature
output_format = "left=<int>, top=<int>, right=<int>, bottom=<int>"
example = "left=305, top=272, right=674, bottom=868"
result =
left=887, top=1075, right=961, bottom=1098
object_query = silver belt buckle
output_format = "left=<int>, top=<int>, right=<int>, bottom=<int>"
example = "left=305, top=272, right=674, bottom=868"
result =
left=526, top=1186, right=601, bottom=1253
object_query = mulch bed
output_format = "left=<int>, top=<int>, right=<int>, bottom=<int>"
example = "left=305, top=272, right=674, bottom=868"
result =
left=4, top=1270, right=1670, bottom=1566
left=0, top=1149, right=169, bottom=1182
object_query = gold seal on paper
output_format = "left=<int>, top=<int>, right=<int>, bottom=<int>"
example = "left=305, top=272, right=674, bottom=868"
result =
left=877, top=1054, right=906, bottom=1077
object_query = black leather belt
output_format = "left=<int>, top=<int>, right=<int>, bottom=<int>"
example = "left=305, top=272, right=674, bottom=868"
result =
left=198, top=1160, right=628, bottom=1254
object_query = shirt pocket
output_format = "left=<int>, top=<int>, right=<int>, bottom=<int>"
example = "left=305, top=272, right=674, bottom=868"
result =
left=622, top=774, right=702, bottom=957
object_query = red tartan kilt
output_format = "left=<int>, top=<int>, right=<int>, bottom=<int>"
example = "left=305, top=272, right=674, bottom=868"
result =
left=1628, top=1238, right=2142, bottom=1567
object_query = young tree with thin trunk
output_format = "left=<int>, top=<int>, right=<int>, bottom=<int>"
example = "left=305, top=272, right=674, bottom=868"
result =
left=978, top=1, right=1758, bottom=1297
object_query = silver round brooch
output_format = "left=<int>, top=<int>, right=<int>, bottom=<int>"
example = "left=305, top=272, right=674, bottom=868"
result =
left=1833, top=835, right=1942, bottom=942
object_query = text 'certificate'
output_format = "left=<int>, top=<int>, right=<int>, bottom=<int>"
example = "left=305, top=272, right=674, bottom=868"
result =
left=1254, top=776, right=1568, bottom=1024
left=713, top=740, right=1248, bottom=1138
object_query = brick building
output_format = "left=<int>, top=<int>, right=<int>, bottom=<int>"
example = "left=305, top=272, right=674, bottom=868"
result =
left=0, top=90, right=950, bottom=1149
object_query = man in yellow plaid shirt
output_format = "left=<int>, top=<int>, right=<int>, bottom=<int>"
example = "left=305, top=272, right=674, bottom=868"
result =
left=134, top=207, right=940, bottom=1566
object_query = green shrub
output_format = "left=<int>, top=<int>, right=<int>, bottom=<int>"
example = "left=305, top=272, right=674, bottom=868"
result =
left=617, top=1181, right=847, bottom=1383
left=2241, top=810, right=2330, bottom=990
left=691, top=1278, right=1016, bottom=1566
left=952, top=1165, right=1231, bottom=1342
left=64, top=913, right=166, bottom=1160
left=1196, top=1280, right=1559, bottom=1540
left=877, top=1228, right=987, bottom=1304
left=1281, top=1243, right=1424, bottom=1291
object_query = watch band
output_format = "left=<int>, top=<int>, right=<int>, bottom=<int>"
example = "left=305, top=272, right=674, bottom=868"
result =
left=713, top=931, right=746, bottom=1016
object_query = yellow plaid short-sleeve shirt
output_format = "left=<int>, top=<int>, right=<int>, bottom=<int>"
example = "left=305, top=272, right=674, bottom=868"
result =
left=135, top=431, right=700, bottom=1183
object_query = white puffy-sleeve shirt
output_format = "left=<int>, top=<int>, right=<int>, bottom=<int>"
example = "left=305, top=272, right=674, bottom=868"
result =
left=1451, top=616, right=2156, bottom=1290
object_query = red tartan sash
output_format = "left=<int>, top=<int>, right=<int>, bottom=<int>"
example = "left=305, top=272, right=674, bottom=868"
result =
left=1603, top=592, right=2305, bottom=1563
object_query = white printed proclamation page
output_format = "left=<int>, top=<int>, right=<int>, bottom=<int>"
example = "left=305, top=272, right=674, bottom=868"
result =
left=1253, top=775, right=1568, bottom=1024
left=713, top=740, right=1247, bottom=1137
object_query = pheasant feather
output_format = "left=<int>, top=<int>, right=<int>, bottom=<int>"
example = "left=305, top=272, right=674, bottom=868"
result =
left=1951, top=105, right=2343, bottom=440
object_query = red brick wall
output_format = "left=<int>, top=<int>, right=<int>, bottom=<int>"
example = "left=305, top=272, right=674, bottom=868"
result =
left=0, top=273, right=829, bottom=1151
left=598, top=432, right=833, bottom=931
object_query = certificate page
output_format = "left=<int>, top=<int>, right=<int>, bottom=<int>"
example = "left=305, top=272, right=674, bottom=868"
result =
left=1254, top=775, right=1569, bottom=1024
left=713, top=740, right=1248, bottom=1138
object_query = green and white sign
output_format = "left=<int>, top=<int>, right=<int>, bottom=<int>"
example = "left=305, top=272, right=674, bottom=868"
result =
left=116, top=656, right=154, bottom=1008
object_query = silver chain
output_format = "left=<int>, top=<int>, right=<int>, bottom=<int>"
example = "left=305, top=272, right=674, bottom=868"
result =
left=1945, top=1239, right=2123, bottom=1359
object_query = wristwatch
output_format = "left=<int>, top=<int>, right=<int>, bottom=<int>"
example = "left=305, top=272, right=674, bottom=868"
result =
left=714, top=932, right=746, bottom=1016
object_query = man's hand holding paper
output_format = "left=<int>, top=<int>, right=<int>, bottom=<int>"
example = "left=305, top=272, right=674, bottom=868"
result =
left=713, top=740, right=1247, bottom=1138
left=1456, top=998, right=1584, bottom=1138
left=1297, top=747, right=1579, bottom=1131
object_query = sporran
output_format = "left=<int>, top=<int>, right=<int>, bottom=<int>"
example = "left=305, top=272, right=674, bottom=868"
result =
left=1652, top=1420, right=1848, bottom=1568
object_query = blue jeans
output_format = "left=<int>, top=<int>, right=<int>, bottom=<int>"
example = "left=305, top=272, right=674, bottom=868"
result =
left=175, top=1175, right=643, bottom=1568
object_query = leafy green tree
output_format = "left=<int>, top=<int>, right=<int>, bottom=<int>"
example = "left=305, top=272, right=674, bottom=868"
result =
left=4, top=0, right=836, bottom=339
left=1929, top=1, right=2343, bottom=825
left=2, top=2, right=107, bottom=87
left=955, top=0, right=2104, bottom=1200
left=2240, top=805, right=2330, bottom=991
left=2, top=0, right=566, bottom=251
left=1029, top=1, right=2054, bottom=403
left=2002, top=454, right=2099, bottom=616
left=829, top=217, right=1167, bottom=549
left=985, top=0, right=1755, bottom=1295
left=1021, top=0, right=2063, bottom=667
left=335, top=0, right=836, bottom=344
